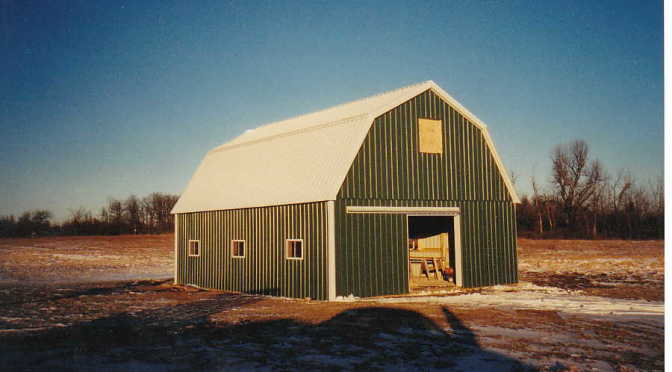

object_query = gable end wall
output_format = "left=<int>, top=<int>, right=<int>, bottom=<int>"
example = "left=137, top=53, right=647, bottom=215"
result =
left=334, top=90, right=518, bottom=296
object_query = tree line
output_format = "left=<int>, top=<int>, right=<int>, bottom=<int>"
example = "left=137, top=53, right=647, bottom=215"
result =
left=0, top=192, right=179, bottom=237
left=516, top=139, right=663, bottom=239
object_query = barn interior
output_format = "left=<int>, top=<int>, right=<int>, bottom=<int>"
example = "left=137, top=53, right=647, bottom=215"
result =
left=408, top=216, right=456, bottom=291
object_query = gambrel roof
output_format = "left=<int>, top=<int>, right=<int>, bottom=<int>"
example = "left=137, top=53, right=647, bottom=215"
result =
left=171, top=81, right=519, bottom=213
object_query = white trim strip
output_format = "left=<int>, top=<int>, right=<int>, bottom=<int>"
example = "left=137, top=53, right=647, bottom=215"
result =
left=174, top=215, right=178, bottom=284
left=346, top=206, right=461, bottom=215
left=453, top=214, right=464, bottom=287
left=327, top=201, right=336, bottom=301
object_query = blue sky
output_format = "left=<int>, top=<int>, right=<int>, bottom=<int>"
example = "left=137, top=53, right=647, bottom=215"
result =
left=1, top=0, right=663, bottom=221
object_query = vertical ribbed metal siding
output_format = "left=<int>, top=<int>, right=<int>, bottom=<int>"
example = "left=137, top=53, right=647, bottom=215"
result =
left=176, top=202, right=328, bottom=300
left=334, top=89, right=517, bottom=296
left=334, top=199, right=517, bottom=296
left=338, top=90, right=511, bottom=202
left=334, top=200, right=408, bottom=298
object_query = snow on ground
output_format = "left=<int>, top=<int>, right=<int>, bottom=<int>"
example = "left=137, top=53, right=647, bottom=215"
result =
left=363, top=282, right=663, bottom=321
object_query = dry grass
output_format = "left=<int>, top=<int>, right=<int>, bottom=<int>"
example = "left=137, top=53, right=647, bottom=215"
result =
left=518, top=239, right=663, bottom=272
left=0, top=234, right=173, bottom=284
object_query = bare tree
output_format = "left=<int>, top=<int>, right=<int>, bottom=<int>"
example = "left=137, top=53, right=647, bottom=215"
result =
left=609, top=170, right=633, bottom=214
left=586, top=180, right=607, bottom=238
left=509, top=170, right=518, bottom=186
left=141, top=192, right=178, bottom=233
left=124, top=195, right=142, bottom=234
left=64, top=207, right=94, bottom=235
left=68, top=207, right=90, bottom=224
left=550, top=140, right=605, bottom=230
left=68, top=207, right=87, bottom=227
left=0, top=192, right=180, bottom=238
left=650, top=176, right=664, bottom=216
left=99, top=207, right=109, bottom=224
left=531, top=176, right=544, bottom=234
left=516, top=142, right=662, bottom=239
left=107, top=198, right=124, bottom=234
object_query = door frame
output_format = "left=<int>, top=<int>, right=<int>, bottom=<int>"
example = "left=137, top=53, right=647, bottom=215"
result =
left=344, top=206, right=464, bottom=291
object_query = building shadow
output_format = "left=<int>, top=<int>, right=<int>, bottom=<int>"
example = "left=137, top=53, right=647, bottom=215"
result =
left=0, top=292, right=261, bottom=355
left=0, top=296, right=538, bottom=371
left=0, top=279, right=174, bottom=307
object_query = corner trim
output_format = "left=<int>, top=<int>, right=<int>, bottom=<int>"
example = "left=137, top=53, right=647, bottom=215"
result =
left=327, top=201, right=336, bottom=300
left=453, top=214, right=464, bottom=287
left=174, top=215, right=178, bottom=284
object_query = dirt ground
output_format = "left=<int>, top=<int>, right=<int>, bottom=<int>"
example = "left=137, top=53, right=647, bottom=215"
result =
left=518, top=239, right=664, bottom=302
left=0, top=235, right=664, bottom=371
left=0, top=235, right=173, bottom=284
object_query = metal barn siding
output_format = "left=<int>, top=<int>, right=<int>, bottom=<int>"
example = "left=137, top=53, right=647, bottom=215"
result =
left=335, top=90, right=517, bottom=296
left=334, top=202, right=408, bottom=298
left=338, top=90, right=511, bottom=202
left=175, top=202, right=329, bottom=300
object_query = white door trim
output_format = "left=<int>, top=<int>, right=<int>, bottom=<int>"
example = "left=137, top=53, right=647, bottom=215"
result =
left=346, top=206, right=460, bottom=215
left=327, top=201, right=337, bottom=300
left=453, top=214, right=463, bottom=287
left=405, top=210, right=463, bottom=288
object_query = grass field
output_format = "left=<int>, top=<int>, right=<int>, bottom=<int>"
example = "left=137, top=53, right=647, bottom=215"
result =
left=0, top=235, right=663, bottom=371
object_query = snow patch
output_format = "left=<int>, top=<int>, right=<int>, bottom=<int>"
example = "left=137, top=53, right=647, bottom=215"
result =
left=333, top=294, right=359, bottom=302
left=362, top=283, right=663, bottom=320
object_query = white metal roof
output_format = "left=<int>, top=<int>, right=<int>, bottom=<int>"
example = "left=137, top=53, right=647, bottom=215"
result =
left=171, top=81, right=519, bottom=214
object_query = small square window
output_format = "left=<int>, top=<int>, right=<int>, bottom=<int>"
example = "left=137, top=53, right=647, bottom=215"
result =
left=418, top=118, right=443, bottom=154
left=188, top=240, right=200, bottom=257
left=231, top=240, right=246, bottom=258
left=285, top=239, right=303, bottom=260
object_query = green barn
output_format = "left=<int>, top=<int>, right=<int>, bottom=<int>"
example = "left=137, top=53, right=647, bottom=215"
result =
left=171, top=81, right=520, bottom=300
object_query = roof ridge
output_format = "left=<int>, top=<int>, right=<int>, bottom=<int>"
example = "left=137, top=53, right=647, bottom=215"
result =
left=240, top=80, right=433, bottom=136
left=209, top=113, right=371, bottom=155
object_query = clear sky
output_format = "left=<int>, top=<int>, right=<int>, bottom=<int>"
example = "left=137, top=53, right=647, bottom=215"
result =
left=1, top=0, right=663, bottom=221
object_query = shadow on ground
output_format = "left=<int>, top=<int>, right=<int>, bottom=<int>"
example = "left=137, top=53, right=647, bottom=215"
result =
left=0, top=293, right=537, bottom=371
left=0, top=279, right=175, bottom=309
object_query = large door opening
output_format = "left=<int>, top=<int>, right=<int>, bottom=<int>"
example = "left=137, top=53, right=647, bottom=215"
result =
left=408, top=215, right=459, bottom=291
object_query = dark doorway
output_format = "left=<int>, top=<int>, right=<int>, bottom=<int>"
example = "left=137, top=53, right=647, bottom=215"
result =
left=408, top=216, right=456, bottom=291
